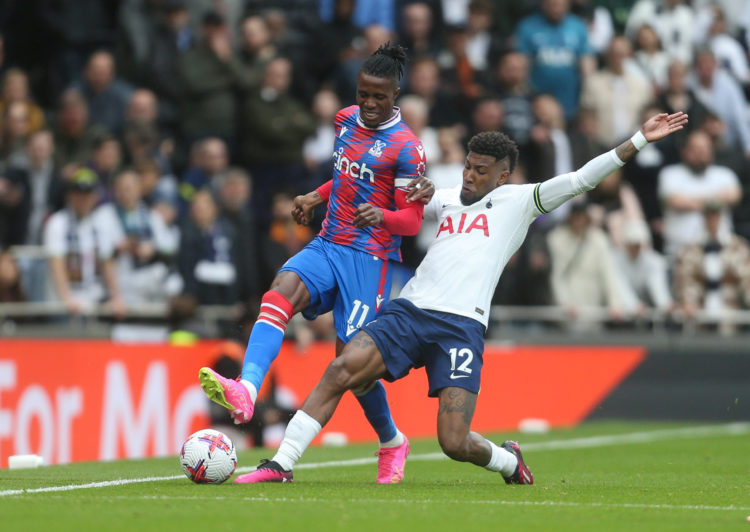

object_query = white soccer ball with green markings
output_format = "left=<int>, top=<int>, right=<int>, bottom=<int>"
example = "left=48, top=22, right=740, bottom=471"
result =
left=179, top=429, right=237, bottom=484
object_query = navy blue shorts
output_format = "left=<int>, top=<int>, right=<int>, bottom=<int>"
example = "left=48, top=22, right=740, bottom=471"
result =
left=280, top=237, right=393, bottom=343
left=363, top=298, right=485, bottom=397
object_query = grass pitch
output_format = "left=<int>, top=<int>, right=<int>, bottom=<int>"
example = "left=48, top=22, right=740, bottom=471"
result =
left=2, top=421, right=749, bottom=531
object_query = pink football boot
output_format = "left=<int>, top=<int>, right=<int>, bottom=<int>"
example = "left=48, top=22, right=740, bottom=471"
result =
left=376, top=436, right=410, bottom=484
left=198, top=367, right=254, bottom=424
left=234, top=460, right=293, bottom=483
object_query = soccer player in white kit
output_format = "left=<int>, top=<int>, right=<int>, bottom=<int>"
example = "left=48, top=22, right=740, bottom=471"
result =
left=236, top=111, right=688, bottom=484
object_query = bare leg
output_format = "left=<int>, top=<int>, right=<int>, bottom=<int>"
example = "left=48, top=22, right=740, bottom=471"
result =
left=436, top=387, right=492, bottom=466
left=268, top=331, right=389, bottom=472
left=301, top=331, right=388, bottom=426
left=268, top=270, right=311, bottom=313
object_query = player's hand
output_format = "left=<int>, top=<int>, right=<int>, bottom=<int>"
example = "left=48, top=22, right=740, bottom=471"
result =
left=352, top=203, right=384, bottom=228
left=641, top=112, right=688, bottom=142
left=292, top=194, right=316, bottom=225
left=405, top=176, right=434, bottom=204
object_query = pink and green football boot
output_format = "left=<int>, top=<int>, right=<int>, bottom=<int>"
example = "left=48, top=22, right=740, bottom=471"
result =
left=198, top=367, right=254, bottom=424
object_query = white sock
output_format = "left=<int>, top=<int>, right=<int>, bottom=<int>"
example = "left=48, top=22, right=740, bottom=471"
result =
left=485, top=440, right=518, bottom=477
left=379, top=430, right=405, bottom=448
left=240, top=379, right=258, bottom=403
left=272, top=410, right=322, bottom=471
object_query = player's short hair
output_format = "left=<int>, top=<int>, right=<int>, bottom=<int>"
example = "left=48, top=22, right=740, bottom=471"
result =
left=361, top=42, right=408, bottom=82
left=467, top=131, right=519, bottom=173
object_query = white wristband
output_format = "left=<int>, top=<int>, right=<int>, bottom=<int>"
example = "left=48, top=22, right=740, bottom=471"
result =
left=630, top=130, right=648, bottom=151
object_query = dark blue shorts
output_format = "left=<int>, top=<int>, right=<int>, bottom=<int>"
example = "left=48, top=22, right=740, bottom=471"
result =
left=363, top=298, right=485, bottom=397
left=280, top=237, right=393, bottom=343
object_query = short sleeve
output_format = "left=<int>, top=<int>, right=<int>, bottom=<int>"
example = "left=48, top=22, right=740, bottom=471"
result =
left=43, top=212, right=67, bottom=257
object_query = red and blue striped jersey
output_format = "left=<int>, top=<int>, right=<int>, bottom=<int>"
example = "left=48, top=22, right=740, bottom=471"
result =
left=319, top=105, right=426, bottom=261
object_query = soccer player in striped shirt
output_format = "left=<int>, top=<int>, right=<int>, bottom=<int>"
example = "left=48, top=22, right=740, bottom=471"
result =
left=199, top=43, right=433, bottom=484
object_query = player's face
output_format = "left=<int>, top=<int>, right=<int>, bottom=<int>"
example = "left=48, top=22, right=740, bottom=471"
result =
left=460, top=152, right=509, bottom=205
left=356, top=72, right=399, bottom=128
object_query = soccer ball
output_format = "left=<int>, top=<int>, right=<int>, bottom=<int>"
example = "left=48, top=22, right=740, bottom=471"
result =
left=179, top=429, right=237, bottom=484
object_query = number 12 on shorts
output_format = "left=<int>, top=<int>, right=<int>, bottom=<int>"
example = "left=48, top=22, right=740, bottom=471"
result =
left=448, top=347, right=473, bottom=379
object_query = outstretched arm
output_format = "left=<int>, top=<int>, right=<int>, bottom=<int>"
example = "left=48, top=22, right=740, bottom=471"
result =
left=535, top=112, right=688, bottom=214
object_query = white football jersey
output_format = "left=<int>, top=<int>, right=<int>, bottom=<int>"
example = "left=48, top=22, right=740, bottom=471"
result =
left=399, top=183, right=543, bottom=327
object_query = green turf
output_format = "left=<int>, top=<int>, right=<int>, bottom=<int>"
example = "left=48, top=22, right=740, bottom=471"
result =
left=1, top=421, right=749, bottom=531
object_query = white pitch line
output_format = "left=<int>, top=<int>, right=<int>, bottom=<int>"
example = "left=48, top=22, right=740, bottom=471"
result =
left=28, top=494, right=750, bottom=513
left=1, top=422, right=748, bottom=499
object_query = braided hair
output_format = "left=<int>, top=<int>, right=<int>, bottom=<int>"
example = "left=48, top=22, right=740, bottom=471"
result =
left=360, top=42, right=408, bottom=84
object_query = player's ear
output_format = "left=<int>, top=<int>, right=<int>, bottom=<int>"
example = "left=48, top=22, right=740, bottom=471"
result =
left=496, top=170, right=510, bottom=186
left=393, top=86, right=401, bottom=100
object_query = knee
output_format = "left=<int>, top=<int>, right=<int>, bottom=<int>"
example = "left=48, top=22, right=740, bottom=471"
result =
left=438, top=432, right=470, bottom=462
left=324, top=357, right=356, bottom=392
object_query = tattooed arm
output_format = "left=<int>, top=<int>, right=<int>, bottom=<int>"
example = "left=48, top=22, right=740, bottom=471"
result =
left=533, top=112, right=689, bottom=215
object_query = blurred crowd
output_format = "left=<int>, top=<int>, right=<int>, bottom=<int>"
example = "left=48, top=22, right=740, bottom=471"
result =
left=0, top=0, right=749, bottom=337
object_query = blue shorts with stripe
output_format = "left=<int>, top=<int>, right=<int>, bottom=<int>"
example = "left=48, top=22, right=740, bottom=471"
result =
left=363, top=298, right=485, bottom=397
left=280, top=236, right=393, bottom=343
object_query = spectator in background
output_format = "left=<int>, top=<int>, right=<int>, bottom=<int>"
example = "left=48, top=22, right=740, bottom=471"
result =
left=468, top=96, right=504, bottom=139
left=0, top=68, right=45, bottom=134
left=1, top=101, right=33, bottom=169
left=674, top=201, right=750, bottom=334
left=141, top=0, right=194, bottom=120
left=177, top=188, right=241, bottom=306
left=136, top=158, right=180, bottom=251
left=702, top=5, right=749, bottom=88
left=179, top=137, right=229, bottom=215
left=238, top=15, right=278, bottom=88
left=241, top=57, right=316, bottom=225
left=43, top=168, right=125, bottom=317
left=658, top=130, right=742, bottom=259
left=625, top=0, right=695, bottom=65
left=100, top=170, right=179, bottom=305
left=657, top=60, right=710, bottom=155
left=399, top=2, right=442, bottom=60
left=581, top=36, right=653, bottom=147
left=303, top=88, right=340, bottom=175
left=21, top=130, right=65, bottom=246
left=86, top=133, right=123, bottom=205
left=632, top=24, right=671, bottom=92
left=586, top=167, right=646, bottom=248
left=122, top=89, right=174, bottom=172
left=464, top=0, right=504, bottom=74
left=398, top=94, right=439, bottom=163
left=0, top=161, right=28, bottom=248
left=615, top=218, right=673, bottom=317
left=216, top=167, right=261, bottom=303
left=488, top=51, right=535, bottom=147
left=515, top=0, right=595, bottom=121
left=438, top=24, right=483, bottom=115
left=570, top=0, right=615, bottom=55
left=72, top=51, right=134, bottom=135
left=177, top=11, right=249, bottom=151
left=404, top=55, right=462, bottom=128
left=319, top=0, right=396, bottom=32
left=547, top=201, right=625, bottom=328
left=53, top=89, right=107, bottom=172
left=691, top=48, right=750, bottom=158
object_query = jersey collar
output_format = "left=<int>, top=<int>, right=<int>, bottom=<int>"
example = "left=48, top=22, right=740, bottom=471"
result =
left=356, top=107, right=402, bottom=130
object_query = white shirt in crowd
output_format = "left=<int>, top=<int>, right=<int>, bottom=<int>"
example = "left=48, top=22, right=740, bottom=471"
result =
left=658, top=163, right=740, bottom=258
left=43, top=206, right=118, bottom=304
